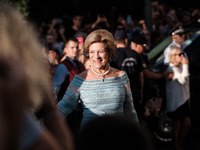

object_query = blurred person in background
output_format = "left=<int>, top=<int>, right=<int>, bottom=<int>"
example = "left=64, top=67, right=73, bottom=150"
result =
left=65, top=13, right=83, bottom=39
left=77, top=115, right=153, bottom=150
left=0, top=3, right=74, bottom=150
left=74, top=31, right=91, bottom=69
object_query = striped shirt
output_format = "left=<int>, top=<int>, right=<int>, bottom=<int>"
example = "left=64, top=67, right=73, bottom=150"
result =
left=57, top=72, right=138, bottom=127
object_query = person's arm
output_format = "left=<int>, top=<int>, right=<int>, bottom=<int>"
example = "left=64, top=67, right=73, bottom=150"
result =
left=139, top=71, right=144, bottom=104
left=124, top=79, right=138, bottom=122
left=52, top=64, right=69, bottom=96
left=143, top=68, right=173, bottom=79
left=47, top=18, right=60, bottom=35
left=91, top=14, right=110, bottom=29
left=143, top=69, right=163, bottom=79
left=172, top=58, right=189, bottom=84
left=56, top=76, right=80, bottom=118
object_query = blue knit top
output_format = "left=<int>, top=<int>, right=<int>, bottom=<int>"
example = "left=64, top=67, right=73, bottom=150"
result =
left=57, top=72, right=138, bottom=127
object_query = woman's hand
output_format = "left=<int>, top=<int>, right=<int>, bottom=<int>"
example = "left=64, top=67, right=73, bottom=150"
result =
left=182, top=56, right=189, bottom=64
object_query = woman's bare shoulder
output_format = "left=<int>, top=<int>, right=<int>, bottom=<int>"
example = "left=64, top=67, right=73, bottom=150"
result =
left=110, top=67, right=125, bottom=77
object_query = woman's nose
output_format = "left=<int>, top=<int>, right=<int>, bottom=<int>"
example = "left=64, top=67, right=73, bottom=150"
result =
left=94, top=52, right=100, bottom=58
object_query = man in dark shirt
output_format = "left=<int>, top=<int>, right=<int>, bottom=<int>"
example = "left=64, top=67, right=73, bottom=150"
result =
left=111, top=30, right=171, bottom=120
left=110, top=30, right=145, bottom=120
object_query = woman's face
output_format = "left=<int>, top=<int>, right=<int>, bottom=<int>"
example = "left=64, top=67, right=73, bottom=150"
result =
left=89, top=42, right=109, bottom=70
left=174, top=49, right=184, bottom=64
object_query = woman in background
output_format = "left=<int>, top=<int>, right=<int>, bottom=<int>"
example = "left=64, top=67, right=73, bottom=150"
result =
left=166, top=45, right=191, bottom=150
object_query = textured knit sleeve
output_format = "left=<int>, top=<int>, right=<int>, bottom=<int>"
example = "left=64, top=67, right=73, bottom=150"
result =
left=123, top=80, right=138, bottom=122
left=56, top=76, right=81, bottom=118
left=172, top=64, right=189, bottom=85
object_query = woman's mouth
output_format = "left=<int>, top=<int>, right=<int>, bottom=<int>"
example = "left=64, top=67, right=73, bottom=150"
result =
left=93, top=59, right=102, bottom=64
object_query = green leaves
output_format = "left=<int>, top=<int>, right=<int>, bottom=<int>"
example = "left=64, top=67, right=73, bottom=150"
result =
left=0, top=0, right=30, bottom=16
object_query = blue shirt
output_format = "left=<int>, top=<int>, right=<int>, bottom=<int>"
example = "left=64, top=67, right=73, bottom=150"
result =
left=52, top=57, right=79, bottom=97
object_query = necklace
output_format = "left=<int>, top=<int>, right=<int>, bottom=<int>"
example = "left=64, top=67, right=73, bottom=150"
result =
left=91, top=64, right=110, bottom=82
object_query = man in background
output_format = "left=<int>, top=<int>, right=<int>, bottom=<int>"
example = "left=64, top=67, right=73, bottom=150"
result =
left=164, top=28, right=187, bottom=66
left=53, top=37, right=85, bottom=101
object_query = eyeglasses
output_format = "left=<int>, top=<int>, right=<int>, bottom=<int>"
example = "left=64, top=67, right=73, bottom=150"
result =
left=175, top=52, right=184, bottom=56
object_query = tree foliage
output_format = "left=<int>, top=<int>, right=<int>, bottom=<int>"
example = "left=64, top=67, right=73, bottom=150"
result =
left=0, top=0, right=30, bottom=16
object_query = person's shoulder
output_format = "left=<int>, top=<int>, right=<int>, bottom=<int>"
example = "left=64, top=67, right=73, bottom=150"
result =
left=56, top=63, right=67, bottom=70
left=79, top=60, right=86, bottom=67
left=110, top=68, right=129, bottom=84
left=119, top=47, right=131, bottom=52
left=129, top=49, right=141, bottom=59
left=77, top=60, right=86, bottom=69
left=60, top=57, right=70, bottom=64
left=165, top=42, right=178, bottom=50
left=77, top=69, right=88, bottom=79
left=77, top=59, right=84, bottom=64
left=117, top=47, right=138, bottom=58
left=116, top=47, right=130, bottom=53
left=111, top=67, right=125, bottom=77
left=128, top=48, right=138, bottom=55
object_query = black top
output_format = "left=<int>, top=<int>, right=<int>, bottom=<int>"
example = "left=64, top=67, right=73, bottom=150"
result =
left=110, top=47, right=144, bottom=101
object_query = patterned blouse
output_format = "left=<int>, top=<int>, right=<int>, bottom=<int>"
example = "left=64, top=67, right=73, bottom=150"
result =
left=57, top=72, right=138, bottom=127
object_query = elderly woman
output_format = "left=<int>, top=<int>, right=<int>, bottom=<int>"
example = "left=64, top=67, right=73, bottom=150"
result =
left=57, top=29, right=138, bottom=129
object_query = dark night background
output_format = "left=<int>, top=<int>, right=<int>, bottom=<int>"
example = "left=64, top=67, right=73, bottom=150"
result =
left=28, top=0, right=199, bottom=25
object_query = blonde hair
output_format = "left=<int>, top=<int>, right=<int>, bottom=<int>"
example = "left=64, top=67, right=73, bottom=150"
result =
left=84, top=29, right=115, bottom=62
left=168, top=45, right=181, bottom=64
left=0, top=4, right=52, bottom=110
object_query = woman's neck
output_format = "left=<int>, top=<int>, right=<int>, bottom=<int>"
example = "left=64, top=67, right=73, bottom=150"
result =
left=91, top=64, right=110, bottom=76
left=173, top=62, right=180, bottom=67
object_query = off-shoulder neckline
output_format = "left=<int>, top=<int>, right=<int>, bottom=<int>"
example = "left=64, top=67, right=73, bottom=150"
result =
left=74, top=71, right=127, bottom=82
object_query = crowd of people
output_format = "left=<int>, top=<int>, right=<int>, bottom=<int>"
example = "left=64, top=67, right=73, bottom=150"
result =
left=36, top=0, right=200, bottom=54
left=0, top=0, right=198, bottom=149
